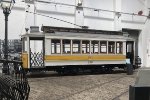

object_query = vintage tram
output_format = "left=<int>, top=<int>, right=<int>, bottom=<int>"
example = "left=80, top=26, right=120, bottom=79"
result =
left=21, top=26, right=136, bottom=75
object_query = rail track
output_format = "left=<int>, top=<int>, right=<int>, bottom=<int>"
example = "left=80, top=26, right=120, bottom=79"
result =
left=58, top=76, right=128, bottom=100
left=112, top=89, right=129, bottom=100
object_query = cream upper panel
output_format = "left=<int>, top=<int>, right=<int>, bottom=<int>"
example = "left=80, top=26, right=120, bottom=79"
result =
left=45, top=32, right=130, bottom=41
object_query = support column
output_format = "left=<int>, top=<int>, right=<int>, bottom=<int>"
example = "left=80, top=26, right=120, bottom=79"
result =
left=75, top=0, right=84, bottom=28
left=113, top=0, right=122, bottom=31
left=142, top=0, right=149, bottom=67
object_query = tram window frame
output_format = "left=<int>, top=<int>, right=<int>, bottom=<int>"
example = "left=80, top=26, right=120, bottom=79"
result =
left=51, top=39, right=61, bottom=54
left=91, top=41, right=99, bottom=54
left=100, top=41, right=107, bottom=53
left=116, top=42, right=123, bottom=54
left=82, top=40, right=90, bottom=54
left=72, top=40, right=81, bottom=54
left=108, top=41, right=115, bottom=54
left=62, top=39, right=71, bottom=54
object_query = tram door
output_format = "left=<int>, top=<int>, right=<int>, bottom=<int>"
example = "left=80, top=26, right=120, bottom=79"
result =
left=29, top=38, right=44, bottom=68
left=126, top=41, right=134, bottom=64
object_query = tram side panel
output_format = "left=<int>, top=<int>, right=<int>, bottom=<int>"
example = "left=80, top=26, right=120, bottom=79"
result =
left=22, top=53, right=28, bottom=69
left=21, top=37, right=132, bottom=74
left=44, top=39, right=127, bottom=67
left=44, top=55, right=126, bottom=66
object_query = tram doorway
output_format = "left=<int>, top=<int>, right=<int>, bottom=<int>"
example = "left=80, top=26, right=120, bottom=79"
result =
left=126, top=41, right=134, bottom=64
left=29, top=38, right=44, bottom=68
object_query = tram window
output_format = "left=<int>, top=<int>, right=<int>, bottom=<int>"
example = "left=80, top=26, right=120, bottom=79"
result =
left=116, top=42, right=123, bottom=54
left=100, top=41, right=107, bottom=53
left=51, top=39, right=61, bottom=54
left=72, top=40, right=81, bottom=54
left=22, top=37, right=27, bottom=52
left=91, top=41, right=99, bottom=54
left=82, top=40, right=90, bottom=54
left=62, top=39, right=71, bottom=54
left=108, top=41, right=115, bottom=54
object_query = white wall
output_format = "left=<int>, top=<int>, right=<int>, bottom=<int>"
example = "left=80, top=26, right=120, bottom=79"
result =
left=35, top=0, right=75, bottom=28
left=140, top=19, right=150, bottom=67
left=0, top=0, right=150, bottom=66
left=83, top=0, right=114, bottom=30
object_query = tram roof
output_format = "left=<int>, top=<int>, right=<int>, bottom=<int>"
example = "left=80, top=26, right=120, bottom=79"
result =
left=41, top=26, right=122, bottom=35
left=21, top=26, right=134, bottom=41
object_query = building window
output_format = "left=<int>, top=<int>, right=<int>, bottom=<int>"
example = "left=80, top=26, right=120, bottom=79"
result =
left=72, top=40, right=81, bottom=54
left=108, top=41, right=115, bottom=54
left=91, top=41, right=99, bottom=54
left=62, top=39, right=71, bottom=54
left=100, top=41, right=107, bottom=53
left=51, top=39, right=61, bottom=54
left=82, top=40, right=90, bottom=54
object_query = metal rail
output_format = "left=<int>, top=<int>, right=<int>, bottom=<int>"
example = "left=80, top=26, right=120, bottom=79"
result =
left=0, top=59, right=30, bottom=100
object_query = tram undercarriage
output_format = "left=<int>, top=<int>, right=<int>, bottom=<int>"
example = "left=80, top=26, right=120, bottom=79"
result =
left=24, top=64, right=133, bottom=75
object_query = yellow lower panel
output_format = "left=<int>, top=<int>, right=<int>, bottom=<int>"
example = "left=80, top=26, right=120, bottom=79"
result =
left=45, top=55, right=126, bottom=61
left=45, top=55, right=88, bottom=61
left=21, top=53, right=28, bottom=69
left=91, top=55, right=126, bottom=60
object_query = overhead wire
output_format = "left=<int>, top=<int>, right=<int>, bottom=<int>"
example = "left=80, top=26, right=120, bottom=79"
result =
left=15, top=0, right=150, bottom=18
left=12, top=0, right=150, bottom=18
left=35, top=0, right=150, bottom=24
left=136, top=0, right=150, bottom=24
left=26, top=11, right=83, bottom=28
left=24, top=0, right=150, bottom=27
left=36, top=0, right=149, bottom=17
left=137, top=0, right=149, bottom=10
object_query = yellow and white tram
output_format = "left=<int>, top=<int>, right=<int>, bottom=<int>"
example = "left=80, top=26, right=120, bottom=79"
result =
left=21, top=26, right=135, bottom=75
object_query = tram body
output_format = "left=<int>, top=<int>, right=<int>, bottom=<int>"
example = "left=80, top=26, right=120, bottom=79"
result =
left=21, top=26, right=135, bottom=74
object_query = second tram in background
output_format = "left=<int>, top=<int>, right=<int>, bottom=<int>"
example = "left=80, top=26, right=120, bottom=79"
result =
left=21, top=26, right=140, bottom=75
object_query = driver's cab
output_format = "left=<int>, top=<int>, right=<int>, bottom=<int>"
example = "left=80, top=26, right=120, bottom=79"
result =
left=21, top=33, right=45, bottom=70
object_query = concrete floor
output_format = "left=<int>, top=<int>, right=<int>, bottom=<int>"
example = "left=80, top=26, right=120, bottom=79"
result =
left=28, top=70, right=137, bottom=100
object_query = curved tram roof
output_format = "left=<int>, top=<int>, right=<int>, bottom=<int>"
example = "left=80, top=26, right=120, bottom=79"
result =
left=21, top=26, right=134, bottom=41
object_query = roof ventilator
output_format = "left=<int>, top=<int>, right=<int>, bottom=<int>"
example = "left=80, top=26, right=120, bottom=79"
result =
left=30, top=26, right=39, bottom=33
